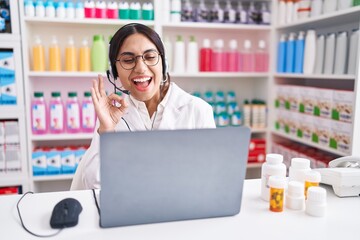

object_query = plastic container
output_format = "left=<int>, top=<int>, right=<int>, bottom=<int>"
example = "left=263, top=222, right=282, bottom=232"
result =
left=194, top=0, right=209, bottom=22
left=303, top=30, right=316, bottom=74
left=224, top=0, right=236, bottom=23
left=31, top=92, right=47, bottom=134
left=66, top=0, right=75, bottom=18
left=211, top=0, right=224, bottom=23
left=142, top=2, right=154, bottom=20
left=212, top=39, right=225, bottom=72
left=107, top=1, right=118, bottom=19
left=277, top=34, right=287, bottom=73
left=286, top=181, right=305, bottom=210
left=35, top=0, right=45, bottom=17
left=164, top=37, right=172, bottom=73
left=49, top=92, right=64, bottom=133
left=347, top=29, right=359, bottom=75
left=285, top=32, right=296, bottom=73
left=56, top=1, right=66, bottom=18
left=323, top=33, right=336, bottom=74
left=286, top=0, right=294, bottom=23
left=129, top=2, right=141, bottom=20
left=84, top=0, right=95, bottom=18
left=268, top=175, right=286, bottom=212
left=304, top=170, right=321, bottom=198
left=261, top=153, right=287, bottom=201
left=119, top=2, right=130, bottom=19
left=173, top=35, right=185, bottom=73
left=226, top=40, right=240, bottom=72
left=306, top=187, right=327, bottom=217
left=65, top=36, right=77, bottom=71
left=95, top=0, right=106, bottom=18
left=323, top=0, right=337, bottom=14
left=45, top=0, right=55, bottom=18
left=241, top=40, right=254, bottom=72
left=49, top=36, right=61, bottom=71
left=81, top=92, right=96, bottom=132
left=91, top=35, right=107, bottom=72
left=314, top=34, right=325, bottom=74
left=186, top=36, right=199, bottom=73
left=236, top=1, right=248, bottom=24
left=288, top=157, right=311, bottom=183
left=66, top=92, right=81, bottom=133
left=261, top=2, right=271, bottom=25
left=75, top=1, right=85, bottom=18
left=170, top=0, right=181, bottom=22
left=79, top=38, right=91, bottom=72
left=255, top=40, right=269, bottom=72
left=278, top=0, right=286, bottom=25
left=181, top=0, right=193, bottom=22
left=294, top=31, right=305, bottom=73
left=311, top=0, right=323, bottom=17
left=334, top=31, right=348, bottom=74
left=199, top=39, right=212, bottom=72
left=32, top=35, right=45, bottom=71
left=24, top=0, right=35, bottom=17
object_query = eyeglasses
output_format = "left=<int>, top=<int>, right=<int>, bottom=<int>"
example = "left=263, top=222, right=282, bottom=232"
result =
left=116, top=50, right=161, bottom=70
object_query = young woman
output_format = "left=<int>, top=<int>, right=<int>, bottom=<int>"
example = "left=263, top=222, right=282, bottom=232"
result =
left=71, top=23, right=215, bottom=190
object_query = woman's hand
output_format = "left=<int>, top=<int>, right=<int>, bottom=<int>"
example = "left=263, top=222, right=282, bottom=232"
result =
left=91, top=75, right=128, bottom=134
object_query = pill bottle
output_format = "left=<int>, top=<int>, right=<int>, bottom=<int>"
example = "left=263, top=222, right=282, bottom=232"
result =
left=286, top=181, right=305, bottom=210
left=288, top=157, right=311, bottom=183
left=306, top=186, right=326, bottom=217
left=261, top=153, right=286, bottom=201
left=304, top=170, right=321, bottom=199
left=268, top=175, right=286, bottom=212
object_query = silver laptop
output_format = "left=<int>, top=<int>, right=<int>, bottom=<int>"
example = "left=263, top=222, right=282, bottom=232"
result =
left=99, top=127, right=251, bottom=228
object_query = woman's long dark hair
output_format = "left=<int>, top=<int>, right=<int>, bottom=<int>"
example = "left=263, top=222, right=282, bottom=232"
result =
left=109, top=23, right=170, bottom=96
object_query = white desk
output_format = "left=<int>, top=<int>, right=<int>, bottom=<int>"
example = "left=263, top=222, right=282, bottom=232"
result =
left=1, top=179, right=359, bottom=240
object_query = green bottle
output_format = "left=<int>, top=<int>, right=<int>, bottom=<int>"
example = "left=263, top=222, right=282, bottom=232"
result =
left=91, top=35, right=107, bottom=72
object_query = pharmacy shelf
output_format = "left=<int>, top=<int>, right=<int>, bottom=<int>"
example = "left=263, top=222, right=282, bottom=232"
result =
left=271, top=130, right=346, bottom=157
left=31, top=133, right=93, bottom=141
left=273, top=73, right=356, bottom=80
left=251, top=128, right=267, bottom=134
left=0, top=174, right=27, bottom=188
left=162, top=22, right=271, bottom=31
left=0, top=34, right=21, bottom=42
left=276, top=6, right=360, bottom=30
left=23, top=17, right=155, bottom=27
left=0, top=106, right=24, bottom=119
left=247, top=162, right=263, bottom=169
left=171, top=72, right=269, bottom=78
left=28, top=71, right=104, bottom=78
left=33, top=174, right=73, bottom=182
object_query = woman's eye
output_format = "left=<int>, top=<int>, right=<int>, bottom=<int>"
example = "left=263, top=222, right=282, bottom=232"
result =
left=123, top=58, right=135, bottom=63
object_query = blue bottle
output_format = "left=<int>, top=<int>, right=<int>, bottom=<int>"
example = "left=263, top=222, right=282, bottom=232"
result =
left=294, top=31, right=305, bottom=73
left=285, top=32, right=296, bottom=73
left=277, top=34, right=287, bottom=73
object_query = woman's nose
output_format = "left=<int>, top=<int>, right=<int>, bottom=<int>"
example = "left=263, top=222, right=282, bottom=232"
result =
left=133, top=57, right=147, bottom=73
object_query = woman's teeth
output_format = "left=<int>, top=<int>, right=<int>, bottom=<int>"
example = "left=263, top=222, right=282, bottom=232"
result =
left=133, top=77, right=151, bottom=83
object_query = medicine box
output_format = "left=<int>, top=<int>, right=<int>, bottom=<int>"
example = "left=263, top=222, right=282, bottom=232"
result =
left=5, top=144, right=21, bottom=172
left=32, top=149, right=47, bottom=176
left=330, top=120, right=352, bottom=154
left=332, top=90, right=354, bottom=123
left=61, top=148, right=76, bottom=174
left=46, top=149, right=61, bottom=174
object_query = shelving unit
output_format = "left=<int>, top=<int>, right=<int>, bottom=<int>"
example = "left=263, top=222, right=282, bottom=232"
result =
left=270, top=2, right=360, bottom=158
left=0, top=0, right=29, bottom=193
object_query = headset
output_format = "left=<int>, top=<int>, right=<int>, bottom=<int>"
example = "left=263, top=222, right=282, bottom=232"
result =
left=106, top=23, right=169, bottom=96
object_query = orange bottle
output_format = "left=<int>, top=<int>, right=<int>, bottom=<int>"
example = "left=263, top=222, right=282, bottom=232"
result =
left=65, top=36, right=77, bottom=71
left=49, top=36, right=61, bottom=71
left=79, top=38, right=91, bottom=72
left=32, top=36, right=45, bottom=71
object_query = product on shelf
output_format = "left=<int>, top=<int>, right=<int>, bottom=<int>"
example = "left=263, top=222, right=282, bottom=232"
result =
left=0, top=186, right=22, bottom=195
left=65, top=36, right=78, bottom=71
left=49, top=92, right=64, bottom=134
left=66, top=92, right=81, bottom=133
left=0, top=121, right=21, bottom=173
left=186, top=36, right=199, bottom=73
left=91, top=34, right=107, bottom=72
left=31, top=92, right=47, bottom=134
left=81, top=92, right=96, bottom=133
left=32, top=35, right=45, bottom=71
left=0, top=50, right=16, bottom=105
left=49, top=36, right=61, bottom=71
left=79, top=38, right=91, bottom=72
left=173, top=35, right=185, bottom=73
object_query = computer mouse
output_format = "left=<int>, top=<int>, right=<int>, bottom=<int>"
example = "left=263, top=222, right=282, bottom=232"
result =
left=50, top=198, right=83, bottom=229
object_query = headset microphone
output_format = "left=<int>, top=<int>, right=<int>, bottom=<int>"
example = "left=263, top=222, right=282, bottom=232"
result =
left=106, top=70, right=130, bottom=95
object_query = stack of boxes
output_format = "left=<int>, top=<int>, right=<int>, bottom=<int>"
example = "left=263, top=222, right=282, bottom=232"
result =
left=0, top=121, right=21, bottom=173
left=248, top=138, right=266, bottom=164
left=274, top=85, right=353, bottom=154
left=0, top=50, right=16, bottom=105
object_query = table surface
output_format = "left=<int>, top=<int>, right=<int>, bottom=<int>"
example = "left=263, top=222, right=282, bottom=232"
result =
left=1, top=179, right=359, bottom=240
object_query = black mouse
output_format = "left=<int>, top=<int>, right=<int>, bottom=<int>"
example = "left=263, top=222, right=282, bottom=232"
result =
left=50, top=198, right=83, bottom=229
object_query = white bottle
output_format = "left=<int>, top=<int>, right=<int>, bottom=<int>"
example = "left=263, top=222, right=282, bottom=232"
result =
left=173, top=35, right=185, bottom=73
left=314, top=34, right=325, bottom=74
left=323, top=0, right=337, bottom=14
left=163, top=0, right=170, bottom=23
left=261, top=153, right=287, bottom=201
left=286, top=0, right=294, bottom=24
left=347, top=29, right=359, bottom=75
left=25, top=0, right=35, bottom=17
left=186, top=36, right=199, bottom=73
left=323, top=33, right=336, bottom=74
left=170, top=0, right=182, bottom=22
left=56, top=1, right=66, bottom=18
left=306, top=187, right=327, bottom=217
left=261, top=2, right=271, bottom=25
left=288, top=158, right=311, bottom=183
left=75, top=1, right=85, bottom=18
left=311, top=0, right=323, bottom=17
left=35, top=0, right=45, bottom=17
left=338, top=0, right=353, bottom=10
left=66, top=1, right=76, bottom=18
left=286, top=181, right=305, bottom=210
left=292, top=0, right=299, bottom=22
left=45, top=1, right=56, bottom=18
left=164, top=37, right=172, bottom=73
left=303, top=30, right=316, bottom=74
left=334, top=31, right=348, bottom=75
left=278, top=0, right=287, bottom=26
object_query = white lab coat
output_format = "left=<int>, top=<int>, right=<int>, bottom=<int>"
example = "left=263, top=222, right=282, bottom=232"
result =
left=71, top=83, right=216, bottom=190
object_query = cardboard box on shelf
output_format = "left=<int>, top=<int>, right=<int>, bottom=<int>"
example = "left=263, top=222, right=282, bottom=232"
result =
left=330, top=120, right=352, bottom=154
left=315, top=88, right=333, bottom=119
left=332, top=90, right=354, bottom=123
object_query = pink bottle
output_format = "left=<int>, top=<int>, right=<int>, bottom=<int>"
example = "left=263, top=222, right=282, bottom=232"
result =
left=31, top=92, right=48, bottom=134
left=241, top=40, right=255, bottom=72
left=81, top=92, right=96, bottom=133
left=212, top=39, right=226, bottom=72
left=255, top=40, right=269, bottom=72
left=106, top=1, right=118, bottom=19
left=84, top=0, right=95, bottom=18
left=49, top=92, right=65, bottom=134
left=95, top=0, right=107, bottom=18
left=66, top=92, right=81, bottom=133
left=226, top=39, right=240, bottom=72
left=199, top=39, right=213, bottom=72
